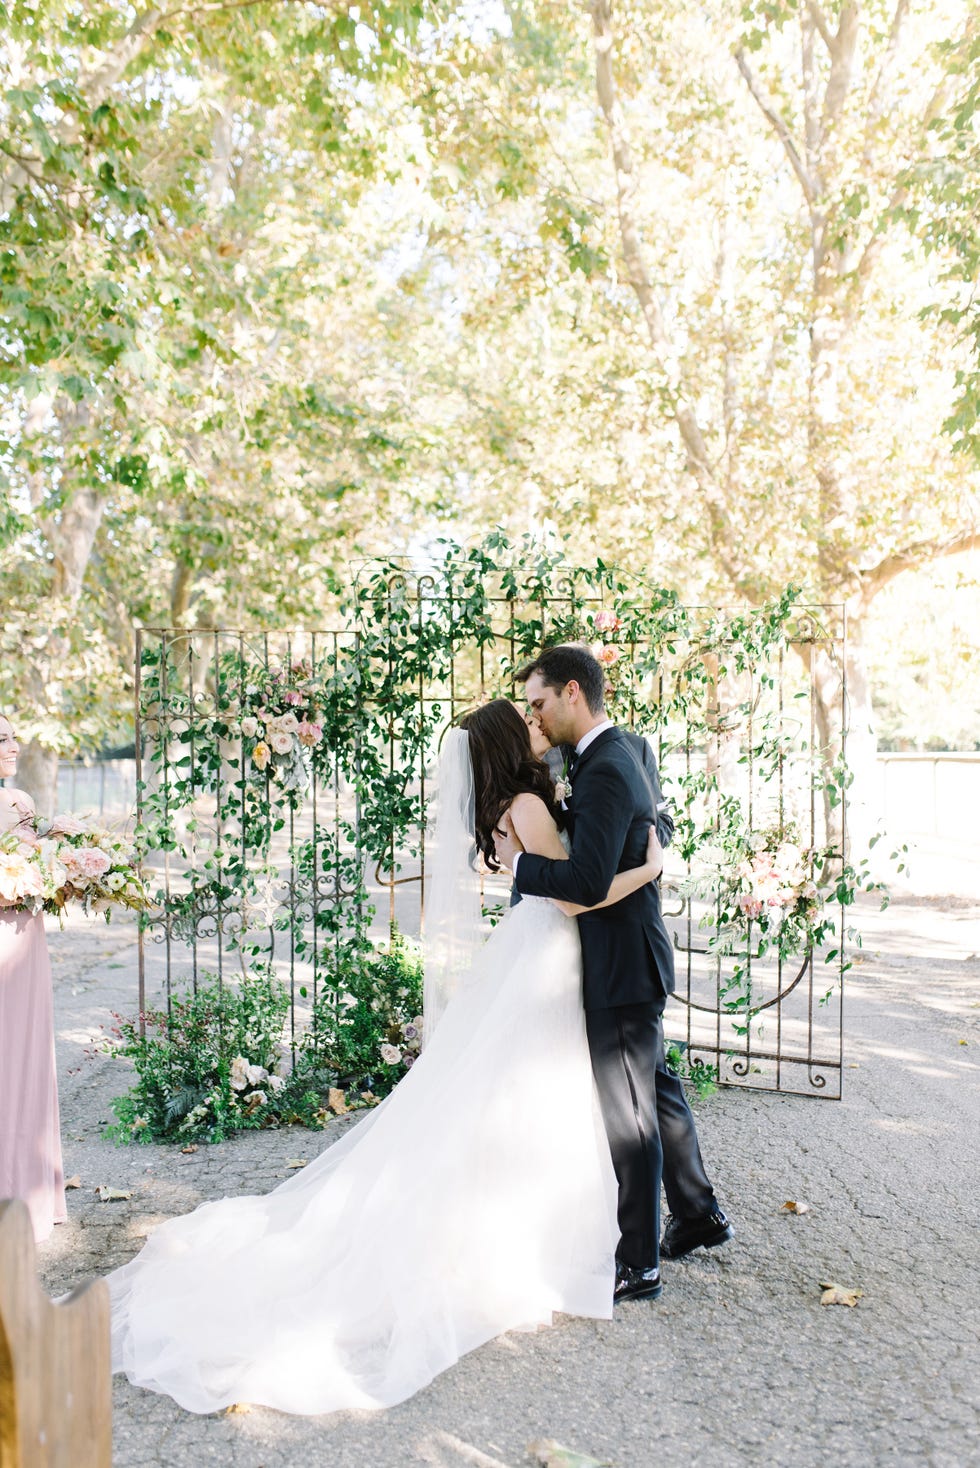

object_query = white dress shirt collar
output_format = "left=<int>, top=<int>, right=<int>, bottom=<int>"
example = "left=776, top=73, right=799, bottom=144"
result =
left=575, top=719, right=615, bottom=757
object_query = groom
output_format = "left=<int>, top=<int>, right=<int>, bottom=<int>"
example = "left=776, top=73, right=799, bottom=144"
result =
left=494, top=644, right=733, bottom=1304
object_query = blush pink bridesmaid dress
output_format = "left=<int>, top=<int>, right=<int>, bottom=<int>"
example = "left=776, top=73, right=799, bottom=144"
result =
left=0, top=793, right=67, bottom=1242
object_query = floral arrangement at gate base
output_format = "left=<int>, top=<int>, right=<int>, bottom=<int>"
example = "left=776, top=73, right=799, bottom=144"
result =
left=107, top=934, right=425, bottom=1144
left=380, top=1015, right=423, bottom=1073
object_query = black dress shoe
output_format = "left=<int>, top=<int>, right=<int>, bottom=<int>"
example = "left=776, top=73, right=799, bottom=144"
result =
left=660, top=1208, right=734, bottom=1260
left=613, top=1262, right=663, bottom=1304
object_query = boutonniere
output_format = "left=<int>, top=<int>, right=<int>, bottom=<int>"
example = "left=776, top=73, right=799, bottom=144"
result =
left=554, top=761, right=573, bottom=804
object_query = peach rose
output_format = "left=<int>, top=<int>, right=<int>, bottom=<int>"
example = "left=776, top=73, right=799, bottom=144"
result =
left=0, top=852, right=44, bottom=904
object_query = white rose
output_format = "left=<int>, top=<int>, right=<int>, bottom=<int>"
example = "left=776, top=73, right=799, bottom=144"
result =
left=245, top=1063, right=269, bottom=1087
left=380, top=1043, right=403, bottom=1065
left=267, top=1073, right=286, bottom=1093
left=240, top=716, right=260, bottom=739
left=106, top=871, right=127, bottom=892
left=230, top=1056, right=250, bottom=1092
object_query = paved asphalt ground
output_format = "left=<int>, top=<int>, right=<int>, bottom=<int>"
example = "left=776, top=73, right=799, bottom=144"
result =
left=32, top=889, right=980, bottom=1468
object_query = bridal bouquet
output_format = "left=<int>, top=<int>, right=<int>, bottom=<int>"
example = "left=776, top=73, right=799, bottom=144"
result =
left=44, top=817, right=151, bottom=919
left=0, top=831, right=57, bottom=914
left=0, top=816, right=151, bottom=922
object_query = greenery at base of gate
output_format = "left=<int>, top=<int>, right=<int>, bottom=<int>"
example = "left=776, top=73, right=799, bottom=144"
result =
left=107, top=964, right=291, bottom=1144
left=296, top=931, right=424, bottom=1099
left=126, top=530, right=875, bottom=1126
left=107, top=936, right=424, bottom=1145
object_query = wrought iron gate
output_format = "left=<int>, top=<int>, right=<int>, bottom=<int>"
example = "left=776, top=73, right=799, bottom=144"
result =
left=136, top=572, right=848, bottom=1097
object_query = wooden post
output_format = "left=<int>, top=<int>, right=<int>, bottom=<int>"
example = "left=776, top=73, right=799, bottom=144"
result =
left=0, top=1200, right=111, bottom=1467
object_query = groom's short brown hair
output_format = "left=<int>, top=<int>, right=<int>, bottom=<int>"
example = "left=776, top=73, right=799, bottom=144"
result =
left=517, top=644, right=606, bottom=714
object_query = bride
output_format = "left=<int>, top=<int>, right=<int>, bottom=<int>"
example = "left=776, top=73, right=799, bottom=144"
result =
left=108, top=700, right=663, bottom=1416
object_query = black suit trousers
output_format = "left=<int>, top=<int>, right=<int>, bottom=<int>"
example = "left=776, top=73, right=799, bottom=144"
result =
left=585, top=1002, right=716, bottom=1269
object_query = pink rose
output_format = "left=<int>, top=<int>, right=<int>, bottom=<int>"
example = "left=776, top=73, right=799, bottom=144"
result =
left=297, top=720, right=323, bottom=747
left=594, top=610, right=621, bottom=633
left=49, top=814, right=88, bottom=837
left=77, top=847, right=112, bottom=878
left=283, top=691, right=303, bottom=706
left=596, top=644, right=621, bottom=667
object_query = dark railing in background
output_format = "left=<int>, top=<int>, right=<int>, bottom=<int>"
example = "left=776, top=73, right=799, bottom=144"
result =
left=56, top=759, right=137, bottom=819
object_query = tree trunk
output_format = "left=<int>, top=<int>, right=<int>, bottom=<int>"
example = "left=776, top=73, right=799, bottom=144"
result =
left=800, top=611, right=880, bottom=860
left=18, top=465, right=107, bottom=811
left=14, top=743, right=59, bottom=820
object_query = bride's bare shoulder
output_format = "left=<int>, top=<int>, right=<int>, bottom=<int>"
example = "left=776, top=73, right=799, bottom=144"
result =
left=508, top=791, right=551, bottom=818
left=506, top=790, right=565, bottom=860
left=506, top=791, right=557, bottom=837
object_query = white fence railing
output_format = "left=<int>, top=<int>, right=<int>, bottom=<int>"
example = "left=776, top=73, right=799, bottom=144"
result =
left=56, top=759, right=137, bottom=820
left=55, top=752, right=979, bottom=842
left=876, top=753, right=980, bottom=842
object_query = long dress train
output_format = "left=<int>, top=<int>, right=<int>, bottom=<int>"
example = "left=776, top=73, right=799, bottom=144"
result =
left=0, top=909, right=68, bottom=1242
left=108, top=897, right=618, bottom=1415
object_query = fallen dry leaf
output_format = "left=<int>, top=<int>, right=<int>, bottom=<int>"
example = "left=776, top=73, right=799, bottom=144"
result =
left=528, top=1441, right=611, bottom=1468
left=327, top=1087, right=348, bottom=1115
left=64, top=1175, right=81, bottom=1190
left=819, top=1279, right=864, bottom=1307
left=780, top=1200, right=810, bottom=1215
left=285, top=1158, right=307, bottom=1169
left=95, top=1186, right=133, bottom=1203
left=181, top=1144, right=199, bottom=1154
left=225, top=1402, right=252, bottom=1415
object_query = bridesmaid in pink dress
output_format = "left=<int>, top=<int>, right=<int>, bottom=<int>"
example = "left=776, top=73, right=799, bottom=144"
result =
left=0, top=715, right=67, bottom=1241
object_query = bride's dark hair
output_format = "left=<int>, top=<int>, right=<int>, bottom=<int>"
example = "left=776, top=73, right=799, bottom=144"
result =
left=458, top=699, right=561, bottom=871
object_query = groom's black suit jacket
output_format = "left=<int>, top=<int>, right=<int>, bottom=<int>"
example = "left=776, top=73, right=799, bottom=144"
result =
left=514, top=726, right=675, bottom=1011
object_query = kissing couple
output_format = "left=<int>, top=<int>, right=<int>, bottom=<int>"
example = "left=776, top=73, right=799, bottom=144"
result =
left=108, top=644, right=732, bottom=1416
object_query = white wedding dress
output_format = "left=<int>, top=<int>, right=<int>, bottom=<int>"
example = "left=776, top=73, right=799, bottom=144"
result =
left=108, top=895, right=619, bottom=1415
